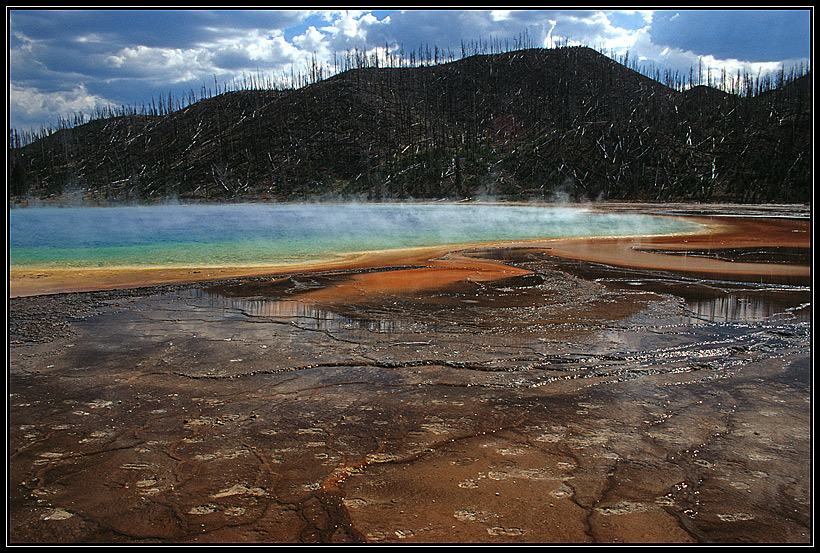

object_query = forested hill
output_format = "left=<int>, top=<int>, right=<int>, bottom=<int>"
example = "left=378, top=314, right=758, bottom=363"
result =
left=8, top=46, right=812, bottom=204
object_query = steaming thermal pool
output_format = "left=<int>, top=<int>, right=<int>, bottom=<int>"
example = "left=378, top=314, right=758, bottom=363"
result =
left=9, top=203, right=703, bottom=269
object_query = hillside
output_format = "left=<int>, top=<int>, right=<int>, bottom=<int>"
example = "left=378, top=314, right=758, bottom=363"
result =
left=7, top=47, right=812, bottom=204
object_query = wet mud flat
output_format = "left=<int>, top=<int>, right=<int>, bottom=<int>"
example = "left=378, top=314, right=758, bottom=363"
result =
left=8, top=210, right=811, bottom=544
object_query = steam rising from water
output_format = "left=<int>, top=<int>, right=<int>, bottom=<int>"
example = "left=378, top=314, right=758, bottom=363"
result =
left=9, top=203, right=702, bottom=269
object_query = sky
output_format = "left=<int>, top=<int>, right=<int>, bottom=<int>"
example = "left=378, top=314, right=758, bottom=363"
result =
left=7, top=8, right=813, bottom=133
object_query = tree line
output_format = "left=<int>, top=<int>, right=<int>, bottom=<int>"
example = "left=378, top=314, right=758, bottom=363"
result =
left=9, top=36, right=809, bottom=148
left=7, top=41, right=811, bottom=204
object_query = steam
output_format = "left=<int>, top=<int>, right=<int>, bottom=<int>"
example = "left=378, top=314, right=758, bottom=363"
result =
left=9, top=202, right=702, bottom=269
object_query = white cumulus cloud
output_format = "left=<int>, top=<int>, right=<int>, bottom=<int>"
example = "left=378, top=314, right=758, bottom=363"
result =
left=10, top=82, right=113, bottom=127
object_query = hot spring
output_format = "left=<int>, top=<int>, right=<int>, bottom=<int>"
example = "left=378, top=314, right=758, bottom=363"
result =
left=8, top=203, right=703, bottom=270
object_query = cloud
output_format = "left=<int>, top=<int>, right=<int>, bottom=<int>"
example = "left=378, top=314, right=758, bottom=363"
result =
left=375, top=10, right=552, bottom=51
left=7, top=9, right=812, bottom=132
left=10, top=82, right=112, bottom=129
left=9, top=10, right=315, bottom=125
left=10, top=9, right=304, bottom=49
left=312, top=10, right=392, bottom=53
left=546, top=10, right=646, bottom=50
left=103, top=44, right=213, bottom=88
left=649, top=9, right=811, bottom=63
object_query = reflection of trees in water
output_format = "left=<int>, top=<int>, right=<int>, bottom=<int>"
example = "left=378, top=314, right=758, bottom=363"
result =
left=193, top=288, right=400, bottom=334
left=685, top=290, right=811, bottom=323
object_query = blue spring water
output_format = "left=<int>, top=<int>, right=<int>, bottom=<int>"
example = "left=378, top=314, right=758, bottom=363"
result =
left=8, top=203, right=702, bottom=269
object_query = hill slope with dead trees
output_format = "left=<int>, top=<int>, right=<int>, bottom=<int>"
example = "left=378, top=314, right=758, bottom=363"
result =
left=8, top=46, right=811, bottom=204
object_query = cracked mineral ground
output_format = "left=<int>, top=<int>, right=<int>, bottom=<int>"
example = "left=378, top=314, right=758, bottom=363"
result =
left=7, top=206, right=811, bottom=544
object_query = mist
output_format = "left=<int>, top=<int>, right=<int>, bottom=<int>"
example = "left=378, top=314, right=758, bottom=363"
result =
left=8, top=202, right=702, bottom=269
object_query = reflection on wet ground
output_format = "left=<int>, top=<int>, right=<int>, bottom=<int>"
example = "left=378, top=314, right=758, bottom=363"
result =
left=636, top=246, right=811, bottom=265
left=468, top=247, right=812, bottom=323
left=8, top=224, right=811, bottom=544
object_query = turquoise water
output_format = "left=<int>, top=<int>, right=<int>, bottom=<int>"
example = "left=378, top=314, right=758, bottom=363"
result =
left=8, top=203, right=702, bottom=269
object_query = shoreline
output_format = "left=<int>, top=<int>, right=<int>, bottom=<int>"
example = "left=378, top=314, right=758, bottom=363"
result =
left=9, top=211, right=811, bottom=298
